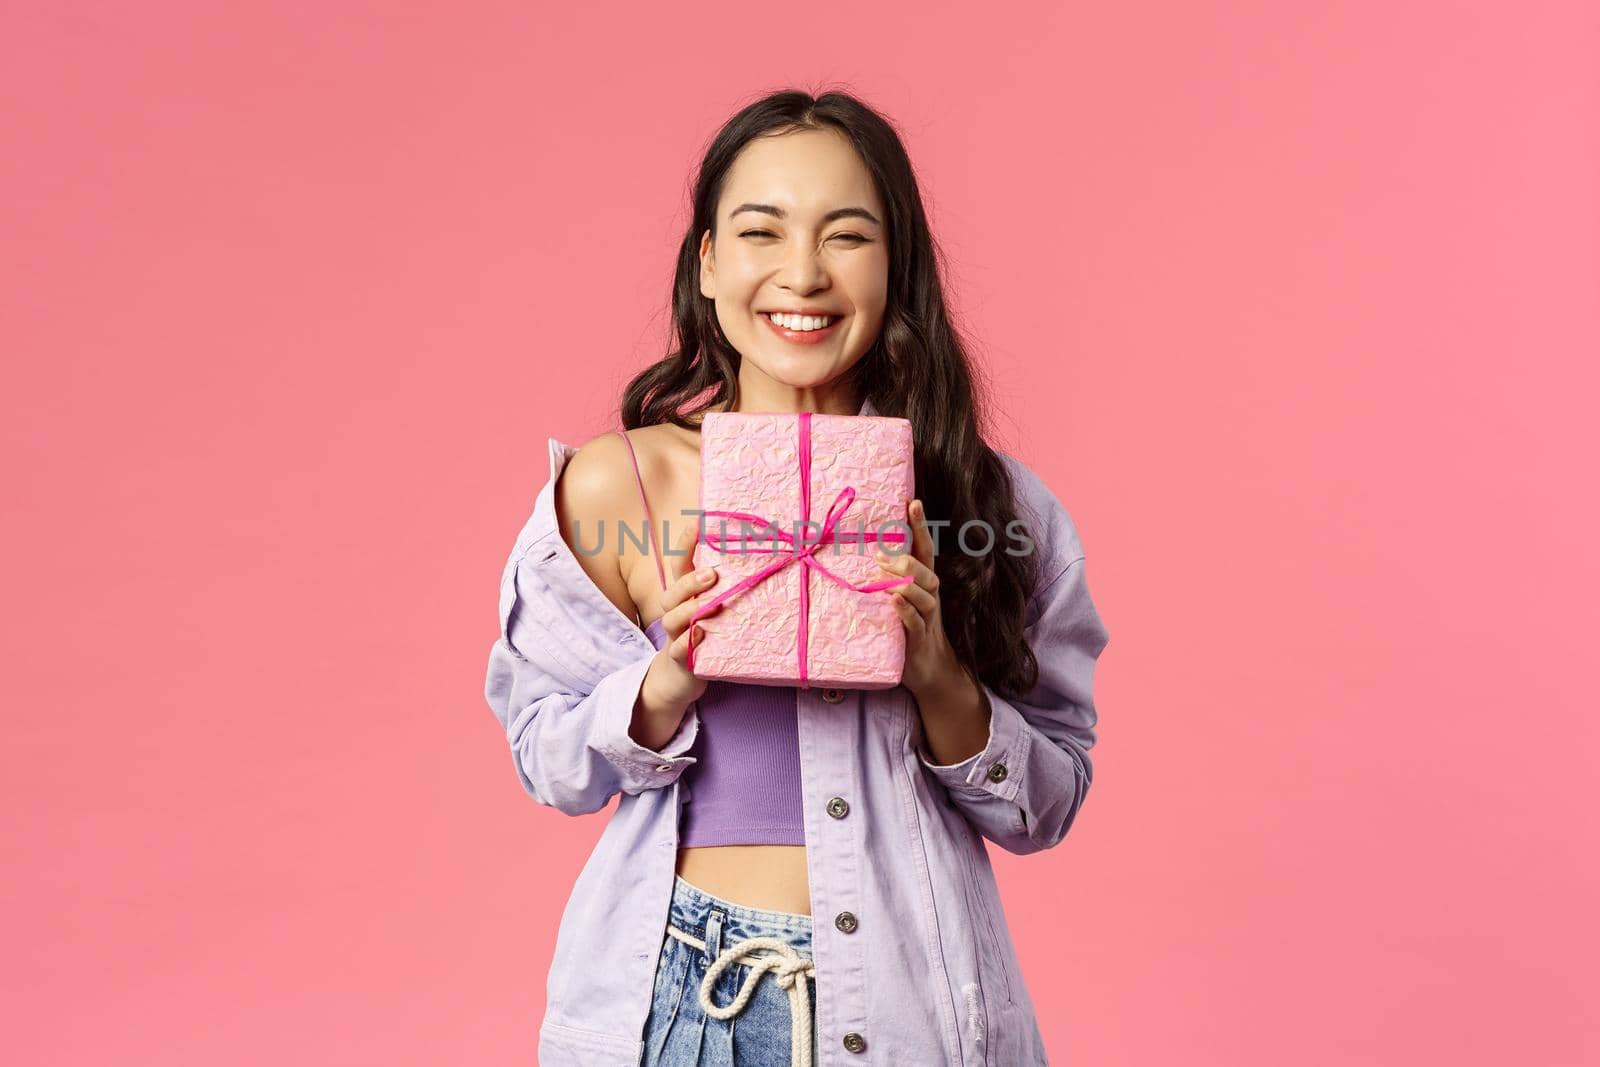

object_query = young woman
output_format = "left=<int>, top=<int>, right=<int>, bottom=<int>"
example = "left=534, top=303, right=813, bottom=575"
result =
left=485, top=90, right=1110, bottom=1067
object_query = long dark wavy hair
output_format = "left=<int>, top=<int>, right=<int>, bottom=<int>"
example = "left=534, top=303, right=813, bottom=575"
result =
left=621, top=88, right=1043, bottom=701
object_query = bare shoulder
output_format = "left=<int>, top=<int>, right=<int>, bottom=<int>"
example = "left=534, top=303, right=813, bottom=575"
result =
left=553, top=431, right=639, bottom=621
left=556, top=431, right=636, bottom=522
left=554, top=423, right=701, bottom=624
left=565, top=424, right=697, bottom=507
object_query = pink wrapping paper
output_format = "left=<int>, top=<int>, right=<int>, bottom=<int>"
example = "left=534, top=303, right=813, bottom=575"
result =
left=686, top=411, right=916, bottom=690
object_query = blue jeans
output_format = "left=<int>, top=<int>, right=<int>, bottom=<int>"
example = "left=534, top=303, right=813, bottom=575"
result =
left=641, top=875, right=818, bottom=1066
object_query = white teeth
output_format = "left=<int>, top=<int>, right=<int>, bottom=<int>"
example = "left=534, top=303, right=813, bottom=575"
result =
left=767, top=312, right=837, bottom=332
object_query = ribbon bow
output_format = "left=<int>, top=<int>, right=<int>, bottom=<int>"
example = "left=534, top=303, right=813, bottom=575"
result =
left=686, top=411, right=915, bottom=687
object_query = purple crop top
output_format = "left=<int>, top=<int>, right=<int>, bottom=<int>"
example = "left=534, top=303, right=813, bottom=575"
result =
left=616, top=430, right=806, bottom=847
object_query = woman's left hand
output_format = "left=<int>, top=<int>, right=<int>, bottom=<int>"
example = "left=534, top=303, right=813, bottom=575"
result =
left=876, top=498, right=965, bottom=697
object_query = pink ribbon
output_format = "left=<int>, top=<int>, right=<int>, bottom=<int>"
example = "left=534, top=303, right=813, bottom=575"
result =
left=686, top=411, right=916, bottom=688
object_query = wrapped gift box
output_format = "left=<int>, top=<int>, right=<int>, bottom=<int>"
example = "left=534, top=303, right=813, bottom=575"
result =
left=686, top=410, right=916, bottom=690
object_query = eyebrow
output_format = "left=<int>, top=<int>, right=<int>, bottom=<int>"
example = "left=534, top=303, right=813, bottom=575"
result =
left=730, top=202, right=883, bottom=227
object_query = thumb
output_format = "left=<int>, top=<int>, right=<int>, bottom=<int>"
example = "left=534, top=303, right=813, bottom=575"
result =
left=672, top=620, right=706, bottom=664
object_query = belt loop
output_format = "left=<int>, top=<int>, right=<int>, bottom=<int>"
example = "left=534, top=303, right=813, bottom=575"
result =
left=704, top=908, right=725, bottom=966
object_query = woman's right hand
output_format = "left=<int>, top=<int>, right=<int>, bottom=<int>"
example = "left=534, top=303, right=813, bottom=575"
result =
left=634, top=520, right=723, bottom=737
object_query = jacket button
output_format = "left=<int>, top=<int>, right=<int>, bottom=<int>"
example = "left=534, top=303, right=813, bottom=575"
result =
left=821, top=688, right=845, bottom=704
left=826, top=796, right=850, bottom=819
left=834, top=910, right=858, bottom=934
left=842, top=1031, right=867, bottom=1053
left=986, top=762, right=1008, bottom=783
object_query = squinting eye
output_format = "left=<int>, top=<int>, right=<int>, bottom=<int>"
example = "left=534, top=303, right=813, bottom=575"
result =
left=737, top=230, right=870, bottom=243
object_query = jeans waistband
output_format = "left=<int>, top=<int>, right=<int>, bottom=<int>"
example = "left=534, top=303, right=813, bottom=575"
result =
left=667, top=875, right=813, bottom=950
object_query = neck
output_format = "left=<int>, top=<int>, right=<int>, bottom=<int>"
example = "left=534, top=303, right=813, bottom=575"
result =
left=726, top=373, right=861, bottom=417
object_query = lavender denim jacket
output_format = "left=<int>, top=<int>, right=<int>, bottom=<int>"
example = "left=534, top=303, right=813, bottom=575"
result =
left=483, top=398, right=1110, bottom=1066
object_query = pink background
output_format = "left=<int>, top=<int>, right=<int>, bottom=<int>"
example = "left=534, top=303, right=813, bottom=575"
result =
left=4, top=3, right=1595, bottom=1064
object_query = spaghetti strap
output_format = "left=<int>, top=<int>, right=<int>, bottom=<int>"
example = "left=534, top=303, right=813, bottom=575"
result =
left=614, top=430, right=669, bottom=594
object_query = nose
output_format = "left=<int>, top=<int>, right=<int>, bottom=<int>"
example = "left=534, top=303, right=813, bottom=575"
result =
left=778, top=238, right=829, bottom=293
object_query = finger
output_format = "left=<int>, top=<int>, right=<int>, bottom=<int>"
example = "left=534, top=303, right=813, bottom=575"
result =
left=889, top=574, right=938, bottom=615
left=664, top=560, right=718, bottom=615
left=665, top=577, right=723, bottom=637
left=908, top=498, right=935, bottom=568
left=663, top=525, right=714, bottom=613
left=890, top=591, right=927, bottom=636
left=669, top=620, right=707, bottom=670
left=672, top=615, right=720, bottom=670
left=874, top=547, right=936, bottom=594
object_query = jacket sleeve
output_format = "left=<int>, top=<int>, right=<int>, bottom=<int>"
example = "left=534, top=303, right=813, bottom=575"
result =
left=484, top=536, right=700, bottom=816
left=917, top=554, right=1108, bottom=855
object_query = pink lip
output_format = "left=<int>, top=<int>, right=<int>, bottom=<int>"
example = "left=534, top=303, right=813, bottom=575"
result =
left=760, top=312, right=843, bottom=346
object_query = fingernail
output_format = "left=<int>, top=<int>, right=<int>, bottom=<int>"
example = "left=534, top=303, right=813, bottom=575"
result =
left=696, top=567, right=713, bottom=580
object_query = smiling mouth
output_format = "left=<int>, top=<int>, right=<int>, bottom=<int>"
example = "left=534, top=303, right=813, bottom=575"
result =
left=762, top=311, right=841, bottom=331
left=760, top=311, right=843, bottom=344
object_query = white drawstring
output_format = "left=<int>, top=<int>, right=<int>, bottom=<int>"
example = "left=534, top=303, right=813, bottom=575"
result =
left=665, top=923, right=817, bottom=1067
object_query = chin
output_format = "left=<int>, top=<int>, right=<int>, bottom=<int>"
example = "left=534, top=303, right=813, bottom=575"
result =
left=757, top=359, right=845, bottom=387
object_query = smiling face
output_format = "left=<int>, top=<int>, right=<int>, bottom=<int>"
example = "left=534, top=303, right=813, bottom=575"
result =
left=698, top=127, right=890, bottom=415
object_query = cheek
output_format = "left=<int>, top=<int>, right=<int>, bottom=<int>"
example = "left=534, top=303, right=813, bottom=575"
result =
left=846, top=259, right=890, bottom=320
left=713, top=274, right=762, bottom=329
left=721, top=253, right=768, bottom=295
